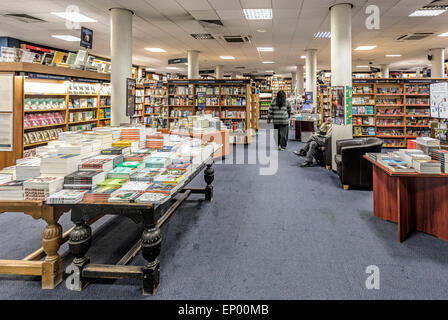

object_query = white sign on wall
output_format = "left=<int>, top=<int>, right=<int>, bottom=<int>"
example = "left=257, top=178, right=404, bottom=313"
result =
left=430, top=82, right=448, bottom=118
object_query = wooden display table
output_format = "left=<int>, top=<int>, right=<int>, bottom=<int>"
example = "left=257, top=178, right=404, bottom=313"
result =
left=290, top=120, right=315, bottom=141
left=52, top=158, right=215, bottom=295
left=0, top=201, right=102, bottom=289
left=0, top=201, right=68, bottom=289
left=364, top=156, right=448, bottom=242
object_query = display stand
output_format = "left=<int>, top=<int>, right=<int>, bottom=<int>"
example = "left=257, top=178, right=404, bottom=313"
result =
left=53, top=157, right=215, bottom=295
left=364, top=155, right=448, bottom=242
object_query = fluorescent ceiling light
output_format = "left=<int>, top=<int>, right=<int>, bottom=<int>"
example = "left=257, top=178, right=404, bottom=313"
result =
left=355, top=46, right=376, bottom=51
left=314, top=31, right=331, bottom=38
left=243, top=9, right=272, bottom=20
left=145, top=67, right=155, bottom=71
left=301, top=56, right=306, bottom=59
left=386, top=54, right=401, bottom=57
left=145, top=48, right=166, bottom=52
left=257, top=29, right=267, bottom=33
left=166, top=67, right=178, bottom=70
left=409, top=9, right=446, bottom=17
left=220, top=56, right=235, bottom=60
left=438, top=32, right=448, bottom=37
left=265, top=70, right=274, bottom=73
left=356, top=65, right=369, bottom=68
left=51, top=12, right=96, bottom=22
left=51, top=35, right=81, bottom=42
left=262, top=61, right=274, bottom=64
left=257, top=47, right=274, bottom=52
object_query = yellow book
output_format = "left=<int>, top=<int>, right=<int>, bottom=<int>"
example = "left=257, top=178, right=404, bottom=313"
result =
left=52, top=51, right=66, bottom=65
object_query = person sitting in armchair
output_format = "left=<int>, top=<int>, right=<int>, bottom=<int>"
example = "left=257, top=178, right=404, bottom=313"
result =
left=293, top=117, right=332, bottom=167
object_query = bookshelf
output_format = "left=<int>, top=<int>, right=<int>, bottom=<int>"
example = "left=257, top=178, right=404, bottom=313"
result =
left=352, top=79, right=439, bottom=148
left=167, top=79, right=252, bottom=144
left=0, top=63, right=110, bottom=168
left=132, top=84, right=144, bottom=124
left=319, top=84, right=331, bottom=124
left=143, top=80, right=168, bottom=129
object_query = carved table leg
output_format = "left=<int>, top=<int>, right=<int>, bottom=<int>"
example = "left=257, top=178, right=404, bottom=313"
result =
left=67, top=218, right=92, bottom=291
left=204, top=163, right=214, bottom=201
left=41, top=208, right=63, bottom=289
left=141, top=217, right=161, bottom=295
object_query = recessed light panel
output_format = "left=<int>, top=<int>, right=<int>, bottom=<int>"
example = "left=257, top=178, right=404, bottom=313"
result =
left=409, top=9, right=446, bottom=17
left=166, top=67, right=178, bottom=70
left=355, top=46, right=376, bottom=51
left=51, top=35, right=81, bottom=42
left=262, top=61, right=274, bottom=64
left=438, top=32, right=448, bottom=37
left=243, top=9, right=272, bottom=20
left=220, top=56, right=235, bottom=60
left=257, top=47, right=274, bottom=52
left=386, top=54, right=401, bottom=57
left=300, top=56, right=306, bottom=59
left=145, top=48, right=166, bottom=52
left=51, top=12, right=96, bottom=22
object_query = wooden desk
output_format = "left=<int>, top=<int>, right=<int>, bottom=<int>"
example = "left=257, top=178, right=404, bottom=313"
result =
left=290, top=120, right=315, bottom=141
left=364, top=156, right=448, bottom=242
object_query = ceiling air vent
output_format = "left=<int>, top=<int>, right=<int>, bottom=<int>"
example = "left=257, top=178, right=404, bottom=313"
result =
left=222, top=35, right=251, bottom=44
left=4, top=13, right=46, bottom=23
left=235, top=66, right=245, bottom=69
left=191, top=33, right=215, bottom=40
left=396, top=33, right=433, bottom=41
left=198, top=20, right=224, bottom=26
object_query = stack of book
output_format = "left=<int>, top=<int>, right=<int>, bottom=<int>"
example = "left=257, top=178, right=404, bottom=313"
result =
left=23, top=176, right=64, bottom=200
left=64, top=170, right=106, bottom=190
left=97, top=178, right=128, bottom=188
left=15, top=158, right=41, bottom=180
left=0, top=180, right=24, bottom=200
left=40, top=154, right=82, bottom=176
left=120, top=181, right=151, bottom=192
left=130, top=168, right=163, bottom=182
left=145, top=157, right=171, bottom=168
left=83, top=186, right=120, bottom=202
left=101, top=146, right=130, bottom=157
left=108, top=190, right=141, bottom=203
left=107, top=166, right=137, bottom=179
left=117, top=161, right=145, bottom=171
left=79, top=157, right=114, bottom=172
left=378, top=156, right=415, bottom=173
left=147, top=183, right=177, bottom=193
left=399, top=149, right=431, bottom=167
left=153, top=174, right=184, bottom=184
left=146, top=133, right=164, bottom=149
left=120, top=127, right=145, bottom=148
left=416, top=137, right=440, bottom=147
left=412, top=159, right=441, bottom=174
left=431, top=149, right=448, bottom=173
left=57, top=143, right=96, bottom=160
left=0, top=166, right=16, bottom=181
left=135, top=192, right=169, bottom=204
left=46, top=189, right=87, bottom=204
left=112, top=140, right=139, bottom=152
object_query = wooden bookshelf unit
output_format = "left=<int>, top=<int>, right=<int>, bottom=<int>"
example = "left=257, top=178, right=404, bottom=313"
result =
left=167, top=79, right=253, bottom=144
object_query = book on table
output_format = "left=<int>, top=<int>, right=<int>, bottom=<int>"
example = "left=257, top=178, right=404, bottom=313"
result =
left=378, top=156, right=416, bottom=173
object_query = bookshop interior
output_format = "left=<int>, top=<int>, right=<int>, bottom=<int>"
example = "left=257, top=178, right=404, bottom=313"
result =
left=2, top=0, right=448, bottom=301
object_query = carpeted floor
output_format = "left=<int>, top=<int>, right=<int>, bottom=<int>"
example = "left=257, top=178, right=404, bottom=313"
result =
left=1, top=122, right=448, bottom=299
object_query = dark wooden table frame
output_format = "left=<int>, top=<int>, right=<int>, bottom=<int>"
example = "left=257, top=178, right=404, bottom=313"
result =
left=53, top=159, right=214, bottom=295
left=365, top=156, right=448, bottom=242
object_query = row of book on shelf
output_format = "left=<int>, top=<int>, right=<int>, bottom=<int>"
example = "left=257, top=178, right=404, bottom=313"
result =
left=0, top=126, right=220, bottom=204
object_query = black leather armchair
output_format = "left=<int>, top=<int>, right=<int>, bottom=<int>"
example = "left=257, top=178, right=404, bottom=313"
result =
left=335, top=137, right=382, bottom=190
left=314, top=135, right=332, bottom=169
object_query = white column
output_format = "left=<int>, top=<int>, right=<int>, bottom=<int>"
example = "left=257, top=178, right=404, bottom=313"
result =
left=188, top=50, right=199, bottom=79
left=381, top=64, right=390, bottom=78
left=231, top=71, right=237, bottom=79
left=330, top=3, right=353, bottom=170
left=291, top=72, right=296, bottom=95
left=110, top=8, right=133, bottom=126
left=296, top=64, right=304, bottom=96
left=430, top=48, right=445, bottom=78
left=305, top=49, right=317, bottom=110
left=215, top=65, right=223, bottom=79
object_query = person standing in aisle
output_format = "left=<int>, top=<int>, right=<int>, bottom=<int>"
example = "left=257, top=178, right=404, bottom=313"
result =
left=267, top=90, right=291, bottom=150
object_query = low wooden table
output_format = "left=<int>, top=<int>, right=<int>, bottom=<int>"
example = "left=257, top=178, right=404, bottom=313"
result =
left=52, top=158, right=215, bottom=295
left=364, top=155, right=448, bottom=242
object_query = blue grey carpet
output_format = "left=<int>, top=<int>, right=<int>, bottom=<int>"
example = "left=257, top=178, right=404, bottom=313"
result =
left=1, top=121, right=448, bottom=299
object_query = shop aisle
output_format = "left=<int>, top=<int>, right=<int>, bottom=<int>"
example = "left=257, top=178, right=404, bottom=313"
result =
left=1, top=125, right=448, bottom=299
